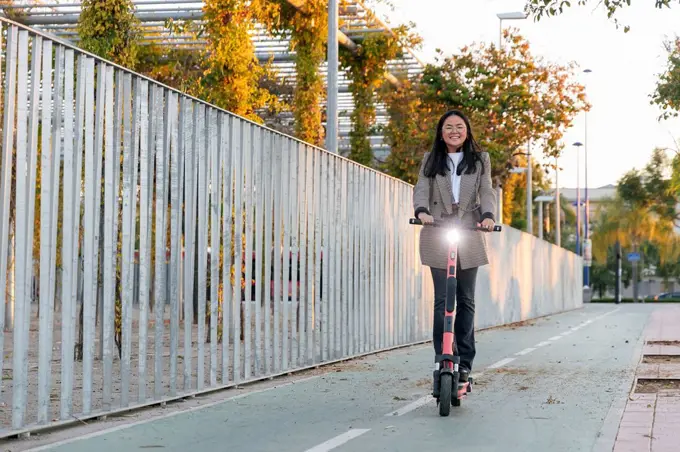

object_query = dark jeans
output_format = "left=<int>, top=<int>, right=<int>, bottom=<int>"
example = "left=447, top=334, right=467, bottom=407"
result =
left=430, top=265, right=478, bottom=372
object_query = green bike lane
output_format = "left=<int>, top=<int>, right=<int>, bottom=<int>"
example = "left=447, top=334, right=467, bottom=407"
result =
left=18, top=304, right=651, bottom=452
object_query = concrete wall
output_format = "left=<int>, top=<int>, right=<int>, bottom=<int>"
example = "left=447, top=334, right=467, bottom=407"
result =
left=474, top=226, right=584, bottom=330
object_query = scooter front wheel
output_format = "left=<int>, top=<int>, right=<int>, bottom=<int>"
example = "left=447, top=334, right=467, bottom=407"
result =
left=438, top=374, right=452, bottom=416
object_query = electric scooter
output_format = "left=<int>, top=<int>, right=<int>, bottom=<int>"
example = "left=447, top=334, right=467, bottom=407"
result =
left=409, top=216, right=501, bottom=416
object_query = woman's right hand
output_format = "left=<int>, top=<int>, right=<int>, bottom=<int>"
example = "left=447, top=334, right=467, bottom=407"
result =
left=418, top=212, right=435, bottom=224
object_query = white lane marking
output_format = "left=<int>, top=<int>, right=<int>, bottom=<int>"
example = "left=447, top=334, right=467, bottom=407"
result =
left=303, top=429, right=371, bottom=452
left=385, top=395, right=432, bottom=417
left=548, top=335, right=562, bottom=341
left=488, top=357, right=516, bottom=369
left=384, top=308, right=621, bottom=418
left=515, top=347, right=536, bottom=356
left=24, top=375, right=322, bottom=452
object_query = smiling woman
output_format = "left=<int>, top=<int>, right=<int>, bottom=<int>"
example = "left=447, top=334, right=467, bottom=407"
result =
left=412, top=109, right=497, bottom=397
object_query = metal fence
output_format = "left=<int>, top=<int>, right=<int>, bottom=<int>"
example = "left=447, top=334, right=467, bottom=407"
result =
left=0, top=18, right=432, bottom=437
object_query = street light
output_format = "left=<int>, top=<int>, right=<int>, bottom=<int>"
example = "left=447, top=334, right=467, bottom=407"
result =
left=497, top=11, right=528, bottom=47
left=496, top=11, right=528, bottom=224
left=326, top=0, right=339, bottom=154
left=583, top=68, right=592, bottom=287
left=573, top=141, right=583, bottom=255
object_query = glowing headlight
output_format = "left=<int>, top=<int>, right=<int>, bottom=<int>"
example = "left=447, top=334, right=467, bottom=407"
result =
left=446, top=229, right=460, bottom=243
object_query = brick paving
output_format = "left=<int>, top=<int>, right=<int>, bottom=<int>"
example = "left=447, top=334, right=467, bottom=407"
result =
left=613, top=306, right=680, bottom=452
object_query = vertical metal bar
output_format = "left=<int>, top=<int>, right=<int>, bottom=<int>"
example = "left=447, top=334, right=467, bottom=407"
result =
left=169, top=92, right=181, bottom=396
left=183, top=100, right=196, bottom=392
left=326, top=0, right=338, bottom=154
left=282, top=139, right=295, bottom=369
left=347, top=164, right=355, bottom=356
left=220, top=113, right=231, bottom=384
left=305, top=148, right=315, bottom=364
left=83, top=60, right=103, bottom=412
left=272, top=135, right=282, bottom=372
left=197, top=104, right=207, bottom=391
left=340, top=161, right=348, bottom=356
left=209, top=110, right=220, bottom=387
left=153, top=87, right=167, bottom=399
left=231, top=118, right=243, bottom=383
left=0, top=25, right=17, bottom=382
left=280, top=138, right=291, bottom=371
left=253, top=127, right=263, bottom=377
left=138, top=80, right=151, bottom=402
left=102, top=64, right=116, bottom=409
left=297, top=143, right=307, bottom=366
left=69, top=52, right=85, bottom=415
left=289, top=143, right=300, bottom=367
left=262, top=131, right=273, bottom=375
left=320, top=153, right=329, bottom=362
left=362, top=169, right=369, bottom=353
left=121, top=73, right=136, bottom=407
left=59, top=48, right=76, bottom=419
left=242, top=122, right=253, bottom=379
left=313, top=149, right=322, bottom=363
left=37, top=38, right=54, bottom=425
left=24, top=39, right=42, bottom=394
left=370, top=172, right=377, bottom=351
left=93, top=61, right=106, bottom=361
left=334, top=158, right=342, bottom=357
left=379, top=175, right=386, bottom=349
left=11, top=29, right=30, bottom=430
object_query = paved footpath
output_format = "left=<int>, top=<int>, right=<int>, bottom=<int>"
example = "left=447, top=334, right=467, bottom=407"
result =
left=612, top=305, right=680, bottom=452
left=4, top=304, right=676, bottom=452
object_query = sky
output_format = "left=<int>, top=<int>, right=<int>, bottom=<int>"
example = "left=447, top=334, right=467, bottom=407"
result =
left=372, top=0, right=680, bottom=190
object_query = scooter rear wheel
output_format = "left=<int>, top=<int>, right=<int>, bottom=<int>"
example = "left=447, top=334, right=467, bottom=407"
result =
left=438, top=374, right=452, bottom=416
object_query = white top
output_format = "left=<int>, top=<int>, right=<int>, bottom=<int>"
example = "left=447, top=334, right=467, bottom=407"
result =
left=448, top=152, right=464, bottom=203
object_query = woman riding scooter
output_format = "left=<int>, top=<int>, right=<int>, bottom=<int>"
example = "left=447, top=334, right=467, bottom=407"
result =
left=412, top=109, right=497, bottom=397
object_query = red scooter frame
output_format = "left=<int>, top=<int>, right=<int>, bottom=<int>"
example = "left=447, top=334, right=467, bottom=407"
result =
left=410, top=217, right=501, bottom=416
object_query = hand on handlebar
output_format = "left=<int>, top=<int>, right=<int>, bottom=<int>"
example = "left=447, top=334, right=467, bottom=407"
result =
left=417, top=212, right=435, bottom=224
left=478, top=218, right=495, bottom=231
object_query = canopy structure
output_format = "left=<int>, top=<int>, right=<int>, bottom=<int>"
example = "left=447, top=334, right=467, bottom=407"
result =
left=3, top=0, right=425, bottom=160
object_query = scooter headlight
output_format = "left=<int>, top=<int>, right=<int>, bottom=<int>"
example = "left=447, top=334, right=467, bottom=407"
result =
left=446, top=229, right=460, bottom=244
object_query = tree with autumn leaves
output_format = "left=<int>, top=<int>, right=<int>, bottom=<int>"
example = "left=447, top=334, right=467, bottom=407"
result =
left=381, top=30, right=588, bottom=227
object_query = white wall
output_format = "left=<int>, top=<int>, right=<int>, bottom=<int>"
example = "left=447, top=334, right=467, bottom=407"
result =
left=474, top=226, right=584, bottom=330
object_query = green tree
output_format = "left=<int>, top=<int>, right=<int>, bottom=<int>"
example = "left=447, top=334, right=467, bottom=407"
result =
left=77, top=0, right=141, bottom=68
left=652, top=38, right=680, bottom=120
left=617, top=148, right=680, bottom=229
left=524, top=0, right=675, bottom=32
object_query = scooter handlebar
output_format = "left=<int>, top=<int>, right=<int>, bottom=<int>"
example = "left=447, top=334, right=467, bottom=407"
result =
left=409, top=218, right=502, bottom=232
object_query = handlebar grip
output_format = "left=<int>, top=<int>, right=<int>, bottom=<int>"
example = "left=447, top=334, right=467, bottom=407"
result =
left=408, top=218, right=502, bottom=232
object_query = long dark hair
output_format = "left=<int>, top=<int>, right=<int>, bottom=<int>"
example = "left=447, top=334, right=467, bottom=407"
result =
left=423, top=110, right=484, bottom=178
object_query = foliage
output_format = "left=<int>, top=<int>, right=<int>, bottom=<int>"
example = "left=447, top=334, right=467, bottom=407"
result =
left=382, top=30, right=586, bottom=224
left=524, top=0, right=675, bottom=32
left=617, top=148, right=680, bottom=229
left=269, top=0, right=328, bottom=146
left=201, top=0, right=286, bottom=123
left=136, top=45, right=204, bottom=96
left=77, top=0, right=141, bottom=68
left=652, top=38, right=680, bottom=120
left=379, top=79, right=432, bottom=183
left=340, top=23, right=421, bottom=166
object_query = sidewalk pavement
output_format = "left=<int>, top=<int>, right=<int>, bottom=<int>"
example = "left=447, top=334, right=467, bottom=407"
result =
left=613, top=305, right=680, bottom=452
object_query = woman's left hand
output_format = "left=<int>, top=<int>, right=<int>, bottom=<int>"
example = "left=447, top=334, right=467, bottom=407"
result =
left=479, top=218, right=495, bottom=231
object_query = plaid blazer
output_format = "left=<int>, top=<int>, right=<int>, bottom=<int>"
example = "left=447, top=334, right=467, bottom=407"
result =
left=412, top=151, right=497, bottom=270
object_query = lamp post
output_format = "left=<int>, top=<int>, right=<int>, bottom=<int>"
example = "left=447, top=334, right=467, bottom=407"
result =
left=583, top=68, right=592, bottom=287
left=497, top=11, right=528, bottom=47
left=573, top=141, right=583, bottom=255
left=326, top=0, right=339, bottom=154
left=496, top=11, right=527, bottom=225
